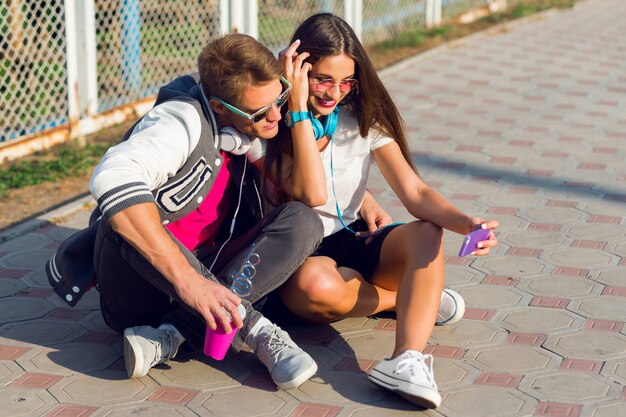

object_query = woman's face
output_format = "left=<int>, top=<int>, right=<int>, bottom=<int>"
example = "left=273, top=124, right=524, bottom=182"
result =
left=308, top=53, right=356, bottom=117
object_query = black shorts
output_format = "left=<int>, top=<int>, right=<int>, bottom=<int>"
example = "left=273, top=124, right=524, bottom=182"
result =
left=311, top=219, right=400, bottom=279
left=259, top=219, right=401, bottom=324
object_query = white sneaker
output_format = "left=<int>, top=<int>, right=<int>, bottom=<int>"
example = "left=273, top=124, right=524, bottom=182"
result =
left=123, top=326, right=181, bottom=378
left=253, top=324, right=318, bottom=389
left=435, top=288, right=465, bottom=326
left=368, top=350, right=441, bottom=409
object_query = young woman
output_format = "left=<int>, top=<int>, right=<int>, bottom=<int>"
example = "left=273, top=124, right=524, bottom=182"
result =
left=248, top=14, right=499, bottom=409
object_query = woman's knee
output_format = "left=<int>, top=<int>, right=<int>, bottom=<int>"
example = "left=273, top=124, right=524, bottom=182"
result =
left=395, top=221, right=444, bottom=267
left=410, top=221, right=443, bottom=242
left=283, top=260, right=350, bottom=319
left=401, top=221, right=443, bottom=250
left=297, top=266, right=346, bottom=306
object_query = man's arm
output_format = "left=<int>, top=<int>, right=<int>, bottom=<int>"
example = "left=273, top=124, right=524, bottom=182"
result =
left=91, top=102, right=243, bottom=331
left=89, top=102, right=202, bottom=207
left=109, top=203, right=243, bottom=332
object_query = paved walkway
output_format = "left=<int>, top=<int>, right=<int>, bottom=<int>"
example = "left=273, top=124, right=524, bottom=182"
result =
left=1, top=0, right=625, bottom=416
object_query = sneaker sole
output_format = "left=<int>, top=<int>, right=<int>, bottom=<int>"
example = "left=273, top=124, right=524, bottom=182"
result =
left=123, top=328, right=144, bottom=379
left=275, top=361, right=318, bottom=390
left=435, top=289, right=465, bottom=326
left=368, top=369, right=441, bottom=409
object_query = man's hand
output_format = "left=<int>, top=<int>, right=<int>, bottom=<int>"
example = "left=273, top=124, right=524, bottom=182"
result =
left=176, top=273, right=243, bottom=333
left=110, top=203, right=244, bottom=333
left=358, top=190, right=392, bottom=243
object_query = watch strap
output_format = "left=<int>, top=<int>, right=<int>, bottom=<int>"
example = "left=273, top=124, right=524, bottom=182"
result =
left=286, top=111, right=312, bottom=127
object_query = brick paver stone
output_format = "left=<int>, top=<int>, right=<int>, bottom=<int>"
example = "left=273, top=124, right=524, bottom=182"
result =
left=2, top=0, right=626, bottom=415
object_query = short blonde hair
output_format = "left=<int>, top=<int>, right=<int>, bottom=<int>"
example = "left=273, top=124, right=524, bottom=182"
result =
left=198, top=34, right=282, bottom=105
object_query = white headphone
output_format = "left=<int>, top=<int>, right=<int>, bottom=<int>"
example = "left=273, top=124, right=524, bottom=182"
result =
left=220, top=126, right=251, bottom=155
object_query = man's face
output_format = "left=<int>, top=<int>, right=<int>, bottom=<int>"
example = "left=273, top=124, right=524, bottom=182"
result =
left=215, top=79, right=284, bottom=140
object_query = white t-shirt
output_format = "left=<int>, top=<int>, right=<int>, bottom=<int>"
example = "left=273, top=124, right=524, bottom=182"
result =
left=248, top=112, right=394, bottom=236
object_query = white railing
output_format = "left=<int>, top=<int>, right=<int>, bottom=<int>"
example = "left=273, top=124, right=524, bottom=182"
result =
left=0, top=0, right=498, bottom=161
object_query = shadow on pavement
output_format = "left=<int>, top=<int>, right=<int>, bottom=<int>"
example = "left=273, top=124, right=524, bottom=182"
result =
left=413, top=152, right=626, bottom=200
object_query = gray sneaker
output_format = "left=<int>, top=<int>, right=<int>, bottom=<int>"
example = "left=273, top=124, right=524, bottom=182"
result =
left=253, top=324, right=318, bottom=389
left=368, top=350, right=441, bottom=409
left=435, top=288, right=465, bottom=326
left=123, top=326, right=181, bottom=378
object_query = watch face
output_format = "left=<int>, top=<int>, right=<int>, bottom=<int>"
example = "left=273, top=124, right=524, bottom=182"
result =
left=285, top=112, right=294, bottom=127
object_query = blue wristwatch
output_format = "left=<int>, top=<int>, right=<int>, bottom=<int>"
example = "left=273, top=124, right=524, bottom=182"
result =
left=285, top=111, right=312, bottom=128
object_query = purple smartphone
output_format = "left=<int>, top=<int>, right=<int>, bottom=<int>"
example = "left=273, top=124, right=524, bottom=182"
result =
left=458, top=228, right=491, bottom=257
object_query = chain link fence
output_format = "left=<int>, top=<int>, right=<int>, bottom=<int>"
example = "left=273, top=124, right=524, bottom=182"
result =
left=96, top=0, right=222, bottom=112
left=258, top=1, right=494, bottom=51
left=361, top=0, right=427, bottom=46
left=443, top=0, right=491, bottom=20
left=1, top=0, right=68, bottom=142
left=259, top=0, right=346, bottom=54
left=1, top=0, right=502, bottom=150
left=258, top=0, right=430, bottom=53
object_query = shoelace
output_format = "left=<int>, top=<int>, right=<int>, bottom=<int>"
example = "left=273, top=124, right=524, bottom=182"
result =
left=395, top=353, right=436, bottom=386
left=149, top=337, right=165, bottom=367
left=263, top=329, right=289, bottom=362
left=150, top=330, right=174, bottom=366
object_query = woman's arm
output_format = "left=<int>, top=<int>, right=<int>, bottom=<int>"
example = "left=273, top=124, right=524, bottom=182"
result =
left=373, top=142, right=499, bottom=251
left=264, top=40, right=327, bottom=206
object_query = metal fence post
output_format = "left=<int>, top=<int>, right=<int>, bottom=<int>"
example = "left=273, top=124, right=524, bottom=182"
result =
left=247, top=0, right=259, bottom=39
left=120, top=0, right=142, bottom=96
left=344, top=0, right=363, bottom=41
left=220, top=0, right=230, bottom=34
left=426, top=0, right=442, bottom=28
left=77, top=0, right=98, bottom=117
left=65, top=0, right=98, bottom=137
left=65, top=0, right=99, bottom=137
left=227, top=0, right=258, bottom=38
left=230, top=0, right=244, bottom=33
left=64, top=0, right=79, bottom=127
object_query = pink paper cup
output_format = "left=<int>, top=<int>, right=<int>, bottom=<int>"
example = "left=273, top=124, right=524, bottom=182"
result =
left=203, top=322, right=238, bottom=360
left=203, top=304, right=246, bottom=360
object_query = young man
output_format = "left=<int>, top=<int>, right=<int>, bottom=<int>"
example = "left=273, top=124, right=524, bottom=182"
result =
left=46, top=34, right=323, bottom=390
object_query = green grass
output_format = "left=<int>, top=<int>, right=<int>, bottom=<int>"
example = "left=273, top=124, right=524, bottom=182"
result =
left=0, top=142, right=110, bottom=197
left=374, top=24, right=454, bottom=49
left=509, top=0, right=575, bottom=17
left=478, top=0, right=575, bottom=26
left=511, top=4, right=540, bottom=18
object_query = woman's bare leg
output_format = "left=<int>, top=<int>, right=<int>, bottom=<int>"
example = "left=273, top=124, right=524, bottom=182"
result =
left=278, top=256, right=397, bottom=322
left=372, top=221, right=444, bottom=356
left=278, top=220, right=444, bottom=339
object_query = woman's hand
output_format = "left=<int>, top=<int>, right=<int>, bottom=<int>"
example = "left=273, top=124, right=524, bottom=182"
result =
left=279, top=39, right=311, bottom=112
left=358, top=190, right=393, bottom=243
left=359, top=190, right=392, bottom=231
left=274, top=41, right=327, bottom=206
left=470, top=218, right=500, bottom=256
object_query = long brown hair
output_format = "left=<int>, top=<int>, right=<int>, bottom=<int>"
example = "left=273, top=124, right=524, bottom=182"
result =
left=263, top=13, right=417, bottom=204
